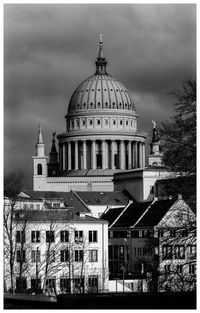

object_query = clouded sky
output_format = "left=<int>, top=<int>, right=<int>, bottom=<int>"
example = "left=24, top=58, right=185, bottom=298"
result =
left=4, top=3, right=196, bottom=187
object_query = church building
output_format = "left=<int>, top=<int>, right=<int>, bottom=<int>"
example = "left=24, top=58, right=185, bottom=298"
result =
left=32, top=36, right=163, bottom=193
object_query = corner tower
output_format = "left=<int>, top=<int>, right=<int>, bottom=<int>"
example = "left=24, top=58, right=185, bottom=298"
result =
left=32, top=125, right=48, bottom=190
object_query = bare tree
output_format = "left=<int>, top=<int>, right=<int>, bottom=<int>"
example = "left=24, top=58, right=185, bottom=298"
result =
left=4, top=170, right=25, bottom=293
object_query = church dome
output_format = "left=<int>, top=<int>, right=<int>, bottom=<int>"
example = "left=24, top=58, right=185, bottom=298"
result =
left=67, top=35, right=135, bottom=114
left=68, top=74, right=135, bottom=113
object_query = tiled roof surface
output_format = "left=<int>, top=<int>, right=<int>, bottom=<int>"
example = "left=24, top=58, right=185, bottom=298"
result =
left=76, top=191, right=133, bottom=206
left=135, top=199, right=175, bottom=227
left=13, top=209, right=106, bottom=223
left=113, top=201, right=152, bottom=228
left=100, top=207, right=125, bottom=226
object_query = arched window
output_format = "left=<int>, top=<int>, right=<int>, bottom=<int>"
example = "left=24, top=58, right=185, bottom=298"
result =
left=37, top=164, right=42, bottom=175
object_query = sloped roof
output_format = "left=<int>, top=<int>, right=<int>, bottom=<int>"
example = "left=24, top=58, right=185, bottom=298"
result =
left=100, top=207, right=125, bottom=226
left=113, top=201, right=152, bottom=228
left=134, top=199, right=175, bottom=227
left=13, top=209, right=106, bottom=224
left=20, top=190, right=91, bottom=214
left=76, top=191, right=133, bottom=206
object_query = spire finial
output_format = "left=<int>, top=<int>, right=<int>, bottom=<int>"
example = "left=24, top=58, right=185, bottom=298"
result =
left=95, top=34, right=107, bottom=75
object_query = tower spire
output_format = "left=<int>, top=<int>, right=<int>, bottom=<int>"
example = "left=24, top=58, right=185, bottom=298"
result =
left=95, top=34, right=108, bottom=75
left=35, top=125, right=45, bottom=157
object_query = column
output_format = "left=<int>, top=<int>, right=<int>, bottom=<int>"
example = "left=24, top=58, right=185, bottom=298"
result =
left=139, top=142, right=143, bottom=168
left=59, top=143, right=62, bottom=171
left=67, top=141, right=72, bottom=170
left=111, top=140, right=115, bottom=169
left=63, top=143, right=66, bottom=170
left=142, top=143, right=145, bottom=168
left=102, top=140, right=108, bottom=169
left=134, top=141, right=138, bottom=168
left=128, top=141, right=132, bottom=169
left=83, top=140, right=87, bottom=169
left=75, top=141, right=79, bottom=170
left=120, top=140, right=125, bottom=169
left=92, top=140, right=96, bottom=169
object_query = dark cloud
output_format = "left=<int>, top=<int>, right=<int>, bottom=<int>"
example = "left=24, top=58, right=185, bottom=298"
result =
left=4, top=4, right=196, bottom=187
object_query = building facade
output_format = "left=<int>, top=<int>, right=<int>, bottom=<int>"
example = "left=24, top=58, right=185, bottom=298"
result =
left=4, top=199, right=109, bottom=294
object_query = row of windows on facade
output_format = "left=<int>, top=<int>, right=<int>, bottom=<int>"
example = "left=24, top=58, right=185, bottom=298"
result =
left=15, top=276, right=98, bottom=292
left=74, top=100, right=132, bottom=110
left=161, top=244, right=196, bottom=260
left=66, top=117, right=136, bottom=130
left=21, top=202, right=61, bottom=210
left=109, top=229, right=192, bottom=239
left=16, top=248, right=98, bottom=263
left=16, top=230, right=98, bottom=243
left=163, top=263, right=196, bottom=275
left=108, top=244, right=196, bottom=261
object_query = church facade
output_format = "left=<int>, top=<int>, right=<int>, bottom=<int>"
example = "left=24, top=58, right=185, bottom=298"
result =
left=33, top=37, right=162, bottom=193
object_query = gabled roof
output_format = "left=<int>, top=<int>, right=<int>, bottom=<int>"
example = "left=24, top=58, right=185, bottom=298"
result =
left=113, top=201, right=152, bottom=228
left=134, top=199, right=175, bottom=227
left=13, top=209, right=107, bottom=224
left=100, top=207, right=125, bottom=226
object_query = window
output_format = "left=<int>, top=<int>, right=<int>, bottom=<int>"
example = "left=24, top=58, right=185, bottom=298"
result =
left=143, top=247, right=147, bottom=256
left=45, top=278, right=56, bottom=292
left=120, top=120, right=123, bottom=125
left=113, top=120, right=116, bottom=125
left=89, top=250, right=98, bottom=262
left=138, top=247, right=142, bottom=256
left=119, top=246, right=124, bottom=260
left=16, top=231, right=25, bottom=243
left=75, top=250, right=83, bottom=262
left=126, top=120, right=128, bottom=126
left=37, top=164, right=42, bottom=175
left=30, top=204, right=34, bottom=210
left=82, top=119, right=86, bottom=126
left=36, top=204, right=40, bottom=210
left=158, top=229, right=164, bottom=237
left=97, top=119, right=101, bottom=125
left=88, top=276, right=98, bottom=292
left=164, top=265, right=171, bottom=273
left=174, top=245, right=185, bottom=259
left=31, top=249, right=41, bottom=262
left=31, top=231, right=40, bottom=243
left=177, top=264, right=183, bottom=274
left=75, top=230, right=83, bottom=243
left=162, top=245, right=172, bottom=260
left=46, top=231, right=54, bottom=243
left=53, top=202, right=60, bottom=208
left=17, top=250, right=26, bottom=263
left=60, top=250, right=69, bottom=262
left=89, top=230, right=97, bottom=243
left=90, top=120, right=93, bottom=125
left=60, top=231, right=69, bottom=243
left=105, top=119, right=108, bottom=125
left=46, top=250, right=55, bottom=263
left=170, top=230, right=176, bottom=237
left=188, top=245, right=196, bottom=255
left=189, top=264, right=195, bottom=274
left=60, top=278, right=70, bottom=292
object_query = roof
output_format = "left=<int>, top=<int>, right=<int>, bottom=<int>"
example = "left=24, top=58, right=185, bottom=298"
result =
left=13, top=209, right=107, bottom=224
left=76, top=190, right=133, bottom=206
left=113, top=201, right=152, bottom=228
left=58, top=169, right=124, bottom=177
left=20, top=190, right=91, bottom=214
left=134, top=199, right=175, bottom=227
left=100, top=207, right=125, bottom=226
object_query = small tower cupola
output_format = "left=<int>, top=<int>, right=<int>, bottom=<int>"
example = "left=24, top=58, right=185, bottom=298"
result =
left=95, top=34, right=108, bottom=75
